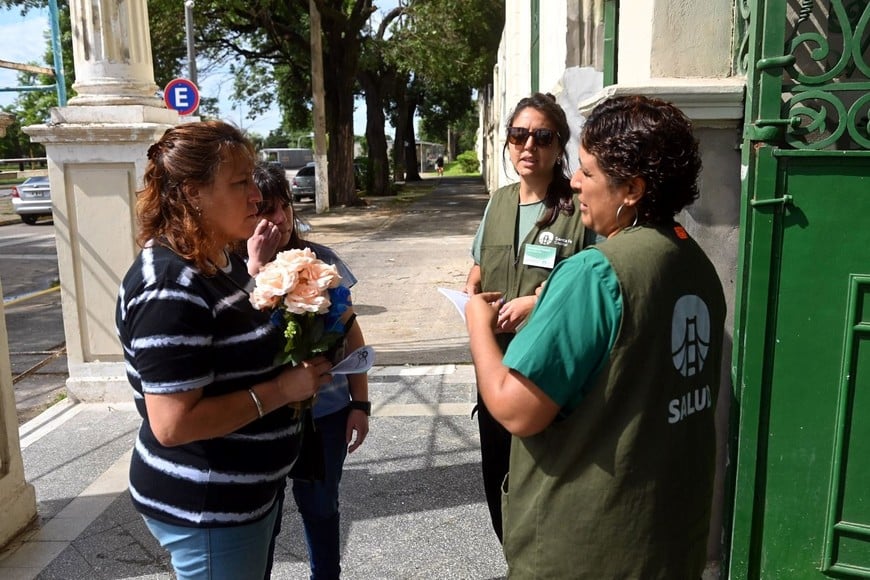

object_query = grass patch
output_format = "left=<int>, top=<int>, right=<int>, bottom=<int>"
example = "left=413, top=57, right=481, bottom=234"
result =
left=392, top=180, right=436, bottom=204
left=443, top=160, right=480, bottom=177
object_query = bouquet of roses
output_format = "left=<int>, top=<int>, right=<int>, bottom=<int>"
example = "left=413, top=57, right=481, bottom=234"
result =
left=249, top=248, right=352, bottom=375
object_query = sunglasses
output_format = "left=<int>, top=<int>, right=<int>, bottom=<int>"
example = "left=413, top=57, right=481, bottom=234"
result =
left=256, top=199, right=291, bottom=216
left=507, top=127, right=558, bottom=148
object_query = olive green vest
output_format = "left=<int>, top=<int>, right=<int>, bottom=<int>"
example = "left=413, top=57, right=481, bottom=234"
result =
left=479, top=183, right=588, bottom=350
left=503, top=225, right=726, bottom=579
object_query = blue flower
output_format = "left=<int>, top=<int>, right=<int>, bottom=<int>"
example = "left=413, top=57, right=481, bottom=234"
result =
left=324, top=286, right=351, bottom=332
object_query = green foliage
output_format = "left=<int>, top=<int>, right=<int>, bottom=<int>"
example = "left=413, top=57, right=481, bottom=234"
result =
left=456, top=150, right=480, bottom=174
left=0, top=109, right=44, bottom=159
left=386, top=0, right=504, bottom=87
left=381, top=0, right=504, bottom=171
left=452, top=104, right=480, bottom=153
left=262, top=128, right=291, bottom=149
left=417, top=82, right=473, bottom=141
left=0, top=0, right=45, bottom=15
left=147, top=0, right=189, bottom=87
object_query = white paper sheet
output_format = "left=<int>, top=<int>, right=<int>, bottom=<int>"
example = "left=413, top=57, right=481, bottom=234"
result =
left=437, top=287, right=470, bottom=323
left=331, top=345, right=376, bottom=375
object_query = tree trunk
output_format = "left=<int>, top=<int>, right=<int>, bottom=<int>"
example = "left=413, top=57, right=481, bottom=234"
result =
left=321, top=5, right=361, bottom=207
left=358, top=70, right=391, bottom=195
left=325, top=96, right=357, bottom=206
left=403, top=98, right=421, bottom=182
left=310, top=0, right=329, bottom=213
left=391, top=79, right=408, bottom=182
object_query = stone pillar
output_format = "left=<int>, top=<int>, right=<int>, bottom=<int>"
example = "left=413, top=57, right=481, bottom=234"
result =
left=66, top=0, right=162, bottom=106
left=0, top=278, right=37, bottom=548
left=25, top=0, right=180, bottom=402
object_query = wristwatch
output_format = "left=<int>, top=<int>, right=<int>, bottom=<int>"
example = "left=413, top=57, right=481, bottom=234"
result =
left=348, top=400, right=371, bottom=416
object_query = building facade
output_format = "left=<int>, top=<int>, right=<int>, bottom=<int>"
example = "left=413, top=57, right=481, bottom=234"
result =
left=479, top=1, right=870, bottom=577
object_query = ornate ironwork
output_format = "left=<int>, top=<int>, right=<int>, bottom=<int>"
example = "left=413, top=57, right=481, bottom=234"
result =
left=782, top=0, right=870, bottom=150
left=734, top=0, right=752, bottom=76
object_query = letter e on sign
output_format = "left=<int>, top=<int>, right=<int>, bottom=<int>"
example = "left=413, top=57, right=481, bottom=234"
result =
left=164, top=78, right=200, bottom=115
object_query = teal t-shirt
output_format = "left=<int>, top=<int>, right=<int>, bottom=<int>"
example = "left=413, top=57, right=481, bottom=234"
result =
left=502, top=249, right=622, bottom=414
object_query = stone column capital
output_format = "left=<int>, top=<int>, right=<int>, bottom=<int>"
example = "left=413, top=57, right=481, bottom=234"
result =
left=67, top=0, right=162, bottom=107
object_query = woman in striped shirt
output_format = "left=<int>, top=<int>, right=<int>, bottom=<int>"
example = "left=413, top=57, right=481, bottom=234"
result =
left=115, top=121, right=333, bottom=579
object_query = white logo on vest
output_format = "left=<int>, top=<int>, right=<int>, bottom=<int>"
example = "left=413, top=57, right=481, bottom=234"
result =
left=667, top=294, right=714, bottom=424
left=537, top=231, right=573, bottom=247
left=671, top=294, right=712, bottom=377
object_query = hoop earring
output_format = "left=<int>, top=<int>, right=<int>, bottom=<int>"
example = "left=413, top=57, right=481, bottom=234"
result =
left=615, top=203, right=639, bottom=228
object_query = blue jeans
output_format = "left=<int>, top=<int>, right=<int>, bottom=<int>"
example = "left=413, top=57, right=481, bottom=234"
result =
left=144, top=500, right=279, bottom=580
left=267, top=406, right=349, bottom=580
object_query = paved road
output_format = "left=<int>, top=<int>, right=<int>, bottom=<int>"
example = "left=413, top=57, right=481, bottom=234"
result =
left=0, top=222, right=66, bottom=424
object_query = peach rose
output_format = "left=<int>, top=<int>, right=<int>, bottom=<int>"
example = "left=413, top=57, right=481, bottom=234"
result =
left=250, top=248, right=341, bottom=313
left=250, top=261, right=299, bottom=310
left=284, top=280, right=331, bottom=314
left=299, top=260, right=341, bottom=291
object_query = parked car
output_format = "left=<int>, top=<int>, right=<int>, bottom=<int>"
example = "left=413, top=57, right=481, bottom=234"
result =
left=11, top=176, right=52, bottom=225
left=290, top=162, right=316, bottom=202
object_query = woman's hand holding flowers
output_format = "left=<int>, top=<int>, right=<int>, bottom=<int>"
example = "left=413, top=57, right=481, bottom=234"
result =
left=250, top=248, right=351, bottom=413
left=274, top=356, right=333, bottom=404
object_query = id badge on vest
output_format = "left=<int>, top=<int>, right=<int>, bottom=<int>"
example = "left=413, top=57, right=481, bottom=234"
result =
left=522, top=243, right=557, bottom=269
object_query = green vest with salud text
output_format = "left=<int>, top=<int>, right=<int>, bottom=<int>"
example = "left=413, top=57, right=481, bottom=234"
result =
left=479, top=183, right=587, bottom=350
left=502, top=225, right=726, bottom=579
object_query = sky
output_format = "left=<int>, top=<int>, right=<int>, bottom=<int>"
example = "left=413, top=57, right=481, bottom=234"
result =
left=0, top=5, right=398, bottom=138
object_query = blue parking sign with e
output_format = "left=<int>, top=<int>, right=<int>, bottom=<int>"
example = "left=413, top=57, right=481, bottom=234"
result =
left=164, top=78, right=200, bottom=115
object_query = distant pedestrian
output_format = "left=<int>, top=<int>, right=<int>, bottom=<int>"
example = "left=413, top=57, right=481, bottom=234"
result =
left=466, top=95, right=726, bottom=578
left=116, top=121, right=332, bottom=580
left=435, top=154, right=445, bottom=176
left=464, top=92, right=592, bottom=543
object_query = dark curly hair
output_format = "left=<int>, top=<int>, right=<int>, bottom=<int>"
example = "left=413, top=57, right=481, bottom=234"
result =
left=581, top=95, right=701, bottom=225
left=137, top=120, right=256, bottom=275
left=502, top=92, right=574, bottom=227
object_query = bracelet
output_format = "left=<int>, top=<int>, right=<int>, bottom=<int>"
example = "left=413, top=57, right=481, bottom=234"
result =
left=248, top=388, right=265, bottom=418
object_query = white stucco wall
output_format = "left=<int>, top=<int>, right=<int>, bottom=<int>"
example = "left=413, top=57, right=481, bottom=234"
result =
left=616, top=0, right=654, bottom=82
left=619, top=0, right=733, bottom=81
left=539, top=1, right=569, bottom=92
left=490, top=0, right=575, bottom=190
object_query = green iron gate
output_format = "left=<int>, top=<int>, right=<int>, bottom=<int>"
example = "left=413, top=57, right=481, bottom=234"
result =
left=731, top=0, right=870, bottom=577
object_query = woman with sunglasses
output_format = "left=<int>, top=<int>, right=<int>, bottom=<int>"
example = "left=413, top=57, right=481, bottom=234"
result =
left=245, top=162, right=369, bottom=580
left=466, top=96, right=726, bottom=577
left=464, top=92, right=592, bottom=543
left=116, top=122, right=333, bottom=579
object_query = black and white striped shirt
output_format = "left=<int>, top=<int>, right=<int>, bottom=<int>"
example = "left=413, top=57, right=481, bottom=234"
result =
left=116, top=243, right=301, bottom=527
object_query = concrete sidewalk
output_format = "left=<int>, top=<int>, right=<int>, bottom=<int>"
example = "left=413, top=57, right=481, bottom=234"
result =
left=1, top=176, right=508, bottom=579
left=4, top=365, right=505, bottom=580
